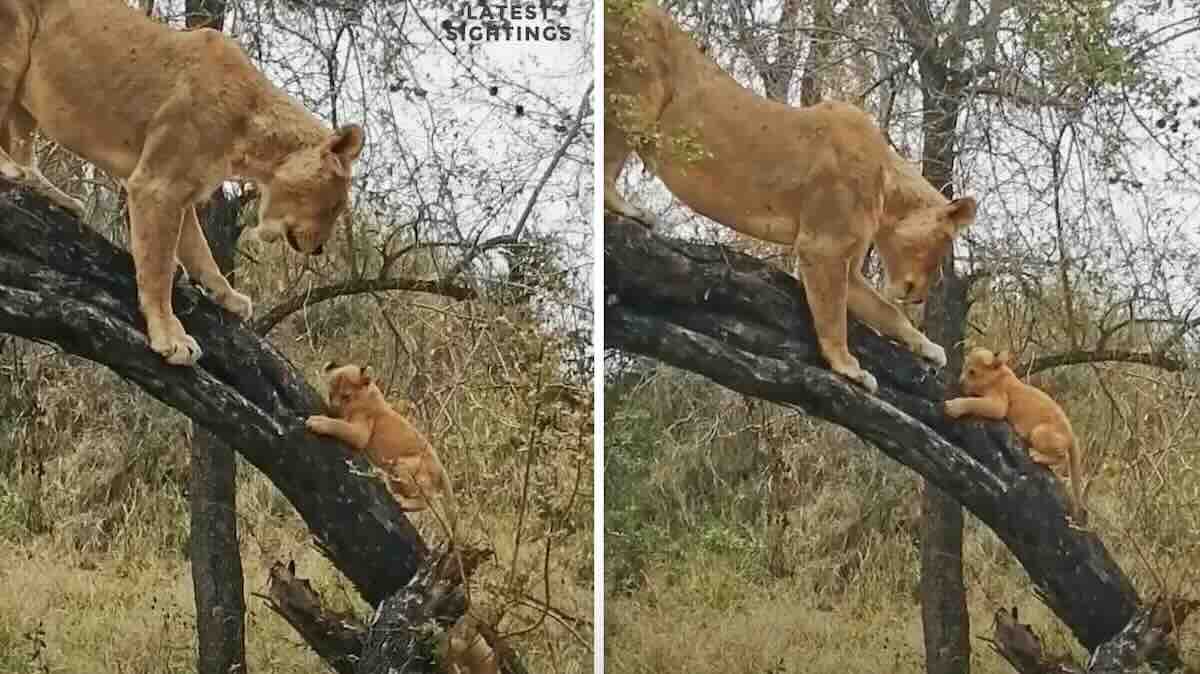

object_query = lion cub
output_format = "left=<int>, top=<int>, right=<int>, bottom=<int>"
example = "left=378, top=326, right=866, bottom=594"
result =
left=944, top=348, right=1085, bottom=520
left=305, top=362, right=453, bottom=517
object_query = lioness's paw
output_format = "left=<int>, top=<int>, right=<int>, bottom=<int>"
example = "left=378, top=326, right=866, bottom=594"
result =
left=944, top=399, right=967, bottom=418
left=837, top=367, right=878, bottom=394
left=53, top=193, right=86, bottom=217
left=0, top=162, right=28, bottom=183
left=916, top=340, right=947, bottom=367
left=152, top=332, right=202, bottom=367
left=218, top=290, right=253, bottom=321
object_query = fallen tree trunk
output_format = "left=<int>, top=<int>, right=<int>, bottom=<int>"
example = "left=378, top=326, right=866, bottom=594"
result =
left=603, top=215, right=1175, bottom=661
left=0, top=186, right=425, bottom=604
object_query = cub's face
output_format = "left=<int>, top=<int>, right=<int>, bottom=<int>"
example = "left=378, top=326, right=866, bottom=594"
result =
left=320, top=361, right=373, bottom=415
left=876, top=197, right=977, bottom=305
left=959, top=347, right=1011, bottom=396
left=255, top=124, right=364, bottom=255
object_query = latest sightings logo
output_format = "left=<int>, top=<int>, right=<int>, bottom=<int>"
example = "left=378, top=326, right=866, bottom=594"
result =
left=443, top=0, right=572, bottom=42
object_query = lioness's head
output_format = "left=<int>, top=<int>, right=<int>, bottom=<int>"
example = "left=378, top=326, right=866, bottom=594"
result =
left=256, top=124, right=365, bottom=255
left=320, top=360, right=376, bottom=414
left=959, top=347, right=1012, bottom=395
left=875, top=197, right=976, bottom=305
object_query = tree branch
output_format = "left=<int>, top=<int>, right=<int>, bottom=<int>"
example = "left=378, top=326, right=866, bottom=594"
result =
left=603, top=214, right=1177, bottom=660
left=1022, top=349, right=1188, bottom=375
left=254, top=276, right=477, bottom=336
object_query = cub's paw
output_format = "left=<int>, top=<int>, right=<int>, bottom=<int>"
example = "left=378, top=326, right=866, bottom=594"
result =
left=944, top=398, right=968, bottom=418
left=305, top=415, right=333, bottom=434
left=915, top=340, right=947, bottom=368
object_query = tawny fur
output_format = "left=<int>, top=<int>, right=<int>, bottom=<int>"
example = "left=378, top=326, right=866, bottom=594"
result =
left=604, top=1, right=978, bottom=392
left=0, top=0, right=364, bottom=366
left=944, top=348, right=1086, bottom=520
left=305, top=363, right=455, bottom=524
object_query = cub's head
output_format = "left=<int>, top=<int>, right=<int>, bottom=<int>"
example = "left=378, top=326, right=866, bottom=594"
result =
left=256, top=124, right=364, bottom=255
left=959, top=347, right=1012, bottom=395
left=875, top=197, right=976, bottom=305
left=320, top=360, right=376, bottom=414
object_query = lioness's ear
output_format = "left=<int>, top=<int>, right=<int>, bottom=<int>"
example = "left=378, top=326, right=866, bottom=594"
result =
left=327, top=124, right=365, bottom=163
left=942, top=196, right=977, bottom=231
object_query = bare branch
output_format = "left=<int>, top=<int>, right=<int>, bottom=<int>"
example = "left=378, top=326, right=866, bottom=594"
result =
left=253, top=277, right=477, bottom=336
left=1022, top=349, right=1188, bottom=375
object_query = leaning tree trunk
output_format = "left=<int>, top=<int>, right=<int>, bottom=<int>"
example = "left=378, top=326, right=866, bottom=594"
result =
left=602, top=213, right=1186, bottom=668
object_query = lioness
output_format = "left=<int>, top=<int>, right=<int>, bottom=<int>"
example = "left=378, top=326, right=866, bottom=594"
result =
left=604, top=1, right=977, bottom=392
left=0, top=0, right=364, bottom=366
left=306, top=362, right=455, bottom=520
left=945, top=348, right=1085, bottom=521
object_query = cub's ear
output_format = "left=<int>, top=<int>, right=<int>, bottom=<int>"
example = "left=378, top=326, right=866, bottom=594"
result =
left=942, top=196, right=977, bottom=231
left=995, top=350, right=1012, bottom=366
left=359, top=365, right=373, bottom=386
left=323, top=360, right=339, bottom=372
left=327, top=124, right=365, bottom=164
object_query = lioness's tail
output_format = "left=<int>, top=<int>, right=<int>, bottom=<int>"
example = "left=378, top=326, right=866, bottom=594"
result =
left=1068, top=438, right=1086, bottom=523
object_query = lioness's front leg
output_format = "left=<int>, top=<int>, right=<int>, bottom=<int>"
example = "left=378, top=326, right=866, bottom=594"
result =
left=178, top=207, right=252, bottom=320
left=126, top=180, right=202, bottom=366
left=305, top=415, right=371, bottom=451
left=795, top=253, right=877, bottom=393
left=847, top=273, right=946, bottom=367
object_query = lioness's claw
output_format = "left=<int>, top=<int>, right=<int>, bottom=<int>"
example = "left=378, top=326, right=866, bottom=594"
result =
left=217, top=290, right=253, bottom=320
left=837, top=367, right=878, bottom=394
left=917, top=340, right=947, bottom=367
left=157, top=335, right=202, bottom=366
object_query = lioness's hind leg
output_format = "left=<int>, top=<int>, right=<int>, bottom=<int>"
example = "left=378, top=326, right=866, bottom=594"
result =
left=603, top=124, right=659, bottom=228
left=795, top=253, right=877, bottom=393
left=179, top=207, right=252, bottom=320
left=2, top=107, right=85, bottom=216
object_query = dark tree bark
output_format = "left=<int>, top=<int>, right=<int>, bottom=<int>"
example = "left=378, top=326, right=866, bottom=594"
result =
left=0, top=186, right=428, bottom=605
left=189, top=186, right=248, bottom=674
left=603, top=213, right=1184, bottom=666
